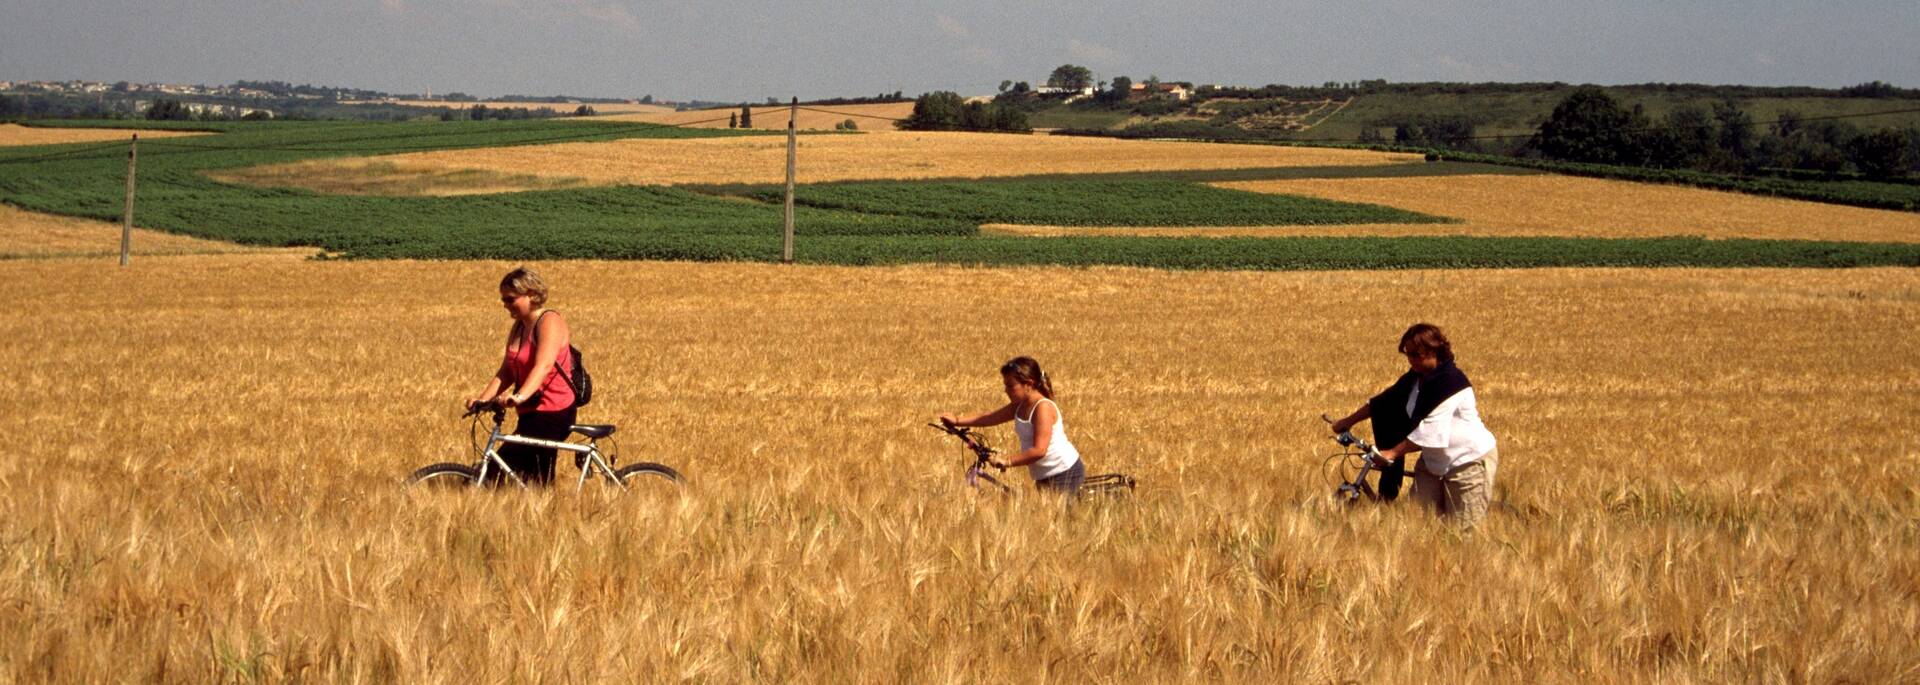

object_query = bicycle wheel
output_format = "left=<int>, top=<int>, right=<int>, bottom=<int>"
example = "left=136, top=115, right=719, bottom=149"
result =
left=612, top=462, right=683, bottom=492
left=408, top=462, right=479, bottom=489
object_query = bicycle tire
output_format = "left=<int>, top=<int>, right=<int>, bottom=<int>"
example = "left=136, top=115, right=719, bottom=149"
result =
left=408, top=462, right=479, bottom=489
left=612, top=462, right=683, bottom=490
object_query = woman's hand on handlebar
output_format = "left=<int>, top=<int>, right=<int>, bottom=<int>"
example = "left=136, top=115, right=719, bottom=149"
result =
left=936, top=412, right=960, bottom=428
left=1329, top=415, right=1357, bottom=434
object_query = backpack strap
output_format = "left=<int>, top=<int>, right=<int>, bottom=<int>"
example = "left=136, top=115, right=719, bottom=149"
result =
left=515, top=310, right=579, bottom=396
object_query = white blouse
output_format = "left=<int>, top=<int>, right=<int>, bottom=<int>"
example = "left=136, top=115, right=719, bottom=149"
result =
left=1406, top=385, right=1498, bottom=475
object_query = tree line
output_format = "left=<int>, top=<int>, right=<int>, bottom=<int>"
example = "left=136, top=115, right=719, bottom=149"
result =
left=1530, top=86, right=1919, bottom=179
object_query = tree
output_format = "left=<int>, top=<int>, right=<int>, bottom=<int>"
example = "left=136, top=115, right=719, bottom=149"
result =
left=1648, top=105, right=1717, bottom=168
left=900, top=91, right=966, bottom=130
left=999, top=80, right=1013, bottom=93
left=1850, top=129, right=1916, bottom=178
left=1532, top=86, right=1647, bottom=164
left=739, top=104, right=753, bottom=128
left=1047, top=64, right=1094, bottom=90
left=640, top=94, right=654, bottom=104
left=469, top=103, right=489, bottom=120
left=144, top=98, right=192, bottom=121
left=1711, top=99, right=1754, bottom=170
left=728, top=112, right=738, bottom=128
left=573, top=105, right=596, bottom=116
left=1105, top=76, right=1133, bottom=103
left=1393, top=114, right=1476, bottom=150
left=835, top=119, right=858, bottom=131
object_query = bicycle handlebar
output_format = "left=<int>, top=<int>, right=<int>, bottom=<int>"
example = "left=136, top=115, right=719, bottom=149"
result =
left=927, top=422, right=1004, bottom=469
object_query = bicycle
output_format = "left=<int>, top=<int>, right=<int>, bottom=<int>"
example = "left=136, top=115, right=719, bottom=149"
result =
left=408, top=401, right=682, bottom=492
left=927, top=420, right=1137, bottom=496
left=1321, top=413, right=1389, bottom=504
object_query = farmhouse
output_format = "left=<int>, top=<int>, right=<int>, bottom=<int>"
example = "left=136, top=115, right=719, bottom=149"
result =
left=1129, top=82, right=1191, bottom=100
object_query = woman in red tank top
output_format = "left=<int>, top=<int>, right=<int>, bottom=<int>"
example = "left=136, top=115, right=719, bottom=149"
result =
left=464, top=266, right=576, bottom=485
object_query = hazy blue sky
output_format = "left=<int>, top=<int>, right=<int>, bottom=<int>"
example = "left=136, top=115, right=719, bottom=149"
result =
left=3, top=0, right=1916, bottom=101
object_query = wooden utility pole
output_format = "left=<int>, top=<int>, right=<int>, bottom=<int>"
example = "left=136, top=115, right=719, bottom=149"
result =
left=120, top=134, right=137, bottom=267
left=783, top=97, right=797, bottom=264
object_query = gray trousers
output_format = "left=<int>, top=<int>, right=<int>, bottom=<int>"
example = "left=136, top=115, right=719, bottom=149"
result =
left=1413, top=448, right=1498, bottom=528
left=1035, top=460, right=1086, bottom=496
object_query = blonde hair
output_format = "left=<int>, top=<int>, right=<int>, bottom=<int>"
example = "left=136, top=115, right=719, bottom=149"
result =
left=499, top=266, right=549, bottom=307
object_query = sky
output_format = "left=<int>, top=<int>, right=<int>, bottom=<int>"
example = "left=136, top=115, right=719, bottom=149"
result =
left=3, top=0, right=1917, bottom=102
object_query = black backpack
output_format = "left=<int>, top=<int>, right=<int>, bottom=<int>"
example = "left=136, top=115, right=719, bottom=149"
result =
left=525, top=311, right=593, bottom=407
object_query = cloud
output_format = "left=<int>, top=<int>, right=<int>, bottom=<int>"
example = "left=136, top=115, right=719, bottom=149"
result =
left=379, top=0, right=406, bottom=16
left=937, top=14, right=970, bottom=40
left=1067, top=39, right=1125, bottom=65
left=1754, top=52, right=1778, bottom=66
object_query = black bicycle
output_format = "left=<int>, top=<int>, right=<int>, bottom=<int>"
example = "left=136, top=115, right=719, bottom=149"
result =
left=928, top=420, right=1136, bottom=496
left=1321, top=413, right=1387, bottom=504
left=408, top=401, right=682, bottom=492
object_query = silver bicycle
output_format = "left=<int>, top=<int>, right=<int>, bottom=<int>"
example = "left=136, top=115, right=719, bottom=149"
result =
left=408, top=401, right=682, bottom=492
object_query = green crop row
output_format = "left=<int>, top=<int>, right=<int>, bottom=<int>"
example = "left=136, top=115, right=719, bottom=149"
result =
left=741, top=180, right=1449, bottom=227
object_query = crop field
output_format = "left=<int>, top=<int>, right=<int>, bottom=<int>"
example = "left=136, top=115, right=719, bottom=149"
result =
left=982, top=174, right=1920, bottom=242
left=0, top=204, right=290, bottom=259
left=749, top=180, right=1449, bottom=227
left=3, top=119, right=1919, bottom=267
left=342, top=100, right=677, bottom=115
left=598, top=102, right=917, bottom=130
left=0, top=123, right=206, bottom=147
left=3, top=250, right=1916, bottom=682
left=222, top=131, right=1424, bottom=191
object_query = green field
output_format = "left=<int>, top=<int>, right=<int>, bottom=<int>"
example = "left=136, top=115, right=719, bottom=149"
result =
left=4, top=119, right=1920, bottom=268
left=747, top=180, right=1448, bottom=227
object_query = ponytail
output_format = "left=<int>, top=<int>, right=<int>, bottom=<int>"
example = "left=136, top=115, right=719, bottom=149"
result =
left=1000, top=356, right=1055, bottom=399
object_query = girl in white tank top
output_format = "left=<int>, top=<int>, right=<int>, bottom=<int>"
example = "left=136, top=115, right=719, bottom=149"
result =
left=936, top=356, right=1085, bottom=492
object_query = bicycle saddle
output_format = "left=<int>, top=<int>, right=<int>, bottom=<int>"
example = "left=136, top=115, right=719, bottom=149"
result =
left=570, top=424, right=617, bottom=439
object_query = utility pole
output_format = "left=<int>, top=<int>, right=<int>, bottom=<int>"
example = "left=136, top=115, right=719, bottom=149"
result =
left=120, top=134, right=137, bottom=267
left=783, top=96, right=797, bottom=264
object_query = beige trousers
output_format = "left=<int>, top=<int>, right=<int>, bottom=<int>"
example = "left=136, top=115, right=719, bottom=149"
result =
left=1414, top=448, right=1498, bottom=528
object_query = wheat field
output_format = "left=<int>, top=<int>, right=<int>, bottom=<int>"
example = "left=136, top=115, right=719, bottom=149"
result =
left=341, top=101, right=678, bottom=115
left=3, top=249, right=1916, bottom=682
left=596, top=102, right=918, bottom=131
left=0, top=204, right=296, bottom=259
left=1209, top=175, right=1920, bottom=242
left=0, top=124, right=206, bottom=147
left=212, top=133, right=1421, bottom=195
left=990, top=174, right=1920, bottom=242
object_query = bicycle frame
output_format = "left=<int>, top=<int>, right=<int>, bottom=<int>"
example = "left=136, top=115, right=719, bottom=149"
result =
left=929, top=422, right=1011, bottom=493
left=1323, top=414, right=1386, bottom=503
left=469, top=408, right=625, bottom=493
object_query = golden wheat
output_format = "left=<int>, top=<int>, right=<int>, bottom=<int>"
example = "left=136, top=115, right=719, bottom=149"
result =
left=2, top=248, right=1915, bottom=682
left=0, top=204, right=296, bottom=259
left=0, top=124, right=207, bottom=147
left=211, top=133, right=1421, bottom=195
left=1204, top=174, right=1920, bottom=242
left=596, top=102, right=918, bottom=130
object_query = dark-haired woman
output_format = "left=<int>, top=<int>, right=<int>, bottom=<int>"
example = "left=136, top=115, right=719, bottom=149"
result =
left=464, top=266, right=577, bottom=486
left=1330, top=323, right=1499, bottom=527
left=938, top=356, right=1086, bottom=495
